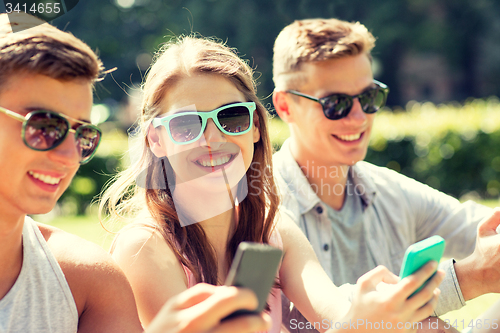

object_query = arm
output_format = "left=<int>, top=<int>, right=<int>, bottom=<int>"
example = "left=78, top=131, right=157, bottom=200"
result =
left=277, top=213, right=444, bottom=333
left=111, top=226, right=189, bottom=326
left=454, top=208, right=500, bottom=300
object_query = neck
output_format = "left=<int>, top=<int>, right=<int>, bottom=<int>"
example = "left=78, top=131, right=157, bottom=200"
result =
left=290, top=139, right=349, bottom=211
left=173, top=182, right=237, bottom=265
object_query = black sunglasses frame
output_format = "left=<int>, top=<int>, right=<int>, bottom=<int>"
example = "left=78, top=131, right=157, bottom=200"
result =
left=0, top=106, right=102, bottom=164
left=286, top=80, right=389, bottom=120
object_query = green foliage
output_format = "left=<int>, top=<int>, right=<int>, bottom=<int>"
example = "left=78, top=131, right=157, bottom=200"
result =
left=365, top=98, right=500, bottom=199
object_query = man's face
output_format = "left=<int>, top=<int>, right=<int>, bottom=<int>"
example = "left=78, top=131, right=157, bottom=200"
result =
left=0, top=74, right=93, bottom=217
left=284, top=54, right=375, bottom=167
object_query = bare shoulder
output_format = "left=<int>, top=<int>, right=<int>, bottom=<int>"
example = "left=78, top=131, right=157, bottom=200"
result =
left=36, top=223, right=143, bottom=332
left=111, top=223, right=189, bottom=325
left=111, top=224, right=179, bottom=270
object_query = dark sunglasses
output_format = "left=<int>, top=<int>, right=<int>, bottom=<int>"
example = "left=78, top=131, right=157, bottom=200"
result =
left=286, top=80, right=389, bottom=120
left=0, top=106, right=102, bottom=164
left=152, top=102, right=255, bottom=145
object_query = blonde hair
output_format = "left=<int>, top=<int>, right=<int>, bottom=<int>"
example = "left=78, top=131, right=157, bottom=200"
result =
left=0, top=13, right=103, bottom=91
left=273, top=18, right=376, bottom=90
left=100, top=36, right=279, bottom=285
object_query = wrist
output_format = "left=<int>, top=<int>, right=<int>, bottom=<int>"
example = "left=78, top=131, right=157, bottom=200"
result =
left=454, top=256, right=485, bottom=301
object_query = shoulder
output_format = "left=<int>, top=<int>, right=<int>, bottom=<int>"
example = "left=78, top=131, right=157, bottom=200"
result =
left=36, top=223, right=136, bottom=318
left=111, top=222, right=188, bottom=289
left=111, top=223, right=175, bottom=264
left=354, top=161, right=440, bottom=198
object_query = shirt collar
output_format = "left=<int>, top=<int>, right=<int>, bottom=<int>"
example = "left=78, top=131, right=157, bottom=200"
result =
left=273, top=139, right=378, bottom=213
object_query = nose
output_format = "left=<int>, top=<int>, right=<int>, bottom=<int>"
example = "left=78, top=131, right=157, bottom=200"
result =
left=47, top=131, right=80, bottom=167
left=198, top=119, right=226, bottom=148
left=343, top=98, right=367, bottom=125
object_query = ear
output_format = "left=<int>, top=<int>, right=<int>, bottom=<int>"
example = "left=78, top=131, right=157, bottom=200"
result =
left=147, top=124, right=166, bottom=158
left=273, top=91, right=294, bottom=123
left=252, top=111, right=260, bottom=143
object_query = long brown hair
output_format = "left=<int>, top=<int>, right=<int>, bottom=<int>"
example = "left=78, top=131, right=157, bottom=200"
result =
left=101, top=36, right=279, bottom=285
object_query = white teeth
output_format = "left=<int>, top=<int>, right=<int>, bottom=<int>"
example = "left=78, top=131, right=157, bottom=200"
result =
left=197, top=155, right=231, bottom=167
left=28, top=171, right=62, bottom=185
left=336, top=133, right=361, bottom=141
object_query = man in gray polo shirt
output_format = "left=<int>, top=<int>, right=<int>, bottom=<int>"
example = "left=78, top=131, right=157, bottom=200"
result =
left=272, top=18, right=500, bottom=332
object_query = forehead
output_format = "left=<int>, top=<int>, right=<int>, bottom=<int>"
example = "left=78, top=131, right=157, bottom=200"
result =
left=0, top=73, right=93, bottom=121
left=159, top=73, right=246, bottom=115
left=297, top=54, right=374, bottom=95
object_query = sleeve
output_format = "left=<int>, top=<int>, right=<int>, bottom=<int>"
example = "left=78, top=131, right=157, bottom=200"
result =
left=433, top=259, right=465, bottom=316
left=376, top=166, right=492, bottom=315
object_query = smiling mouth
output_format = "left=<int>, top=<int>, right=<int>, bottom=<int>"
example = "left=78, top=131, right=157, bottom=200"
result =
left=333, top=132, right=363, bottom=142
left=194, top=154, right=235, bottom=169
left=28, top=171, right=62, bottom=185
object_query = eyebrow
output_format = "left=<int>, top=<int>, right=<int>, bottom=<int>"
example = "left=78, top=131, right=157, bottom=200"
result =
left=169, top=101, right=244, bottom=115
left=323, top=82, right=377, bottom=97
left=25, top=107, right=91, bottom=124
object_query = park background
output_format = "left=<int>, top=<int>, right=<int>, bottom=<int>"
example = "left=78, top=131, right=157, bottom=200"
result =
left=4, top=0, right=500, bottom=329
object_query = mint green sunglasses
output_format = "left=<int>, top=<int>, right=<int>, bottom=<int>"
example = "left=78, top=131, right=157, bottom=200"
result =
left=152, top=102, right=256, bottom=145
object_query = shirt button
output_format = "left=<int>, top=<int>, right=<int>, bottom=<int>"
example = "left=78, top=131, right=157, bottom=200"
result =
left=323, top=244, right=329, bottom=251
left=316, top=206, right=323, bottom=214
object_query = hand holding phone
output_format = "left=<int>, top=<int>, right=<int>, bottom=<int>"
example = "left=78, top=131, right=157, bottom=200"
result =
left=399, top=235, right=446, bottom=295
left=223, top=242, right=282, bottom=320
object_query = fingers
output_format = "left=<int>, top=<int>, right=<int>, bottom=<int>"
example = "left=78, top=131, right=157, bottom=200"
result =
left=182, top=286, right=259, bottom=328
left=407, top=269, right=444, bottom=310
left=357, top=265, right=398, bottom=291
left=478, top=208, right=500, bottom=237
left=170, top=283, right=217, bottom=310
left=399, top=261, right=439, bottom=299
left=209, top=312, right=272, bottom=333
left=412, top=289, right=440, bottom=323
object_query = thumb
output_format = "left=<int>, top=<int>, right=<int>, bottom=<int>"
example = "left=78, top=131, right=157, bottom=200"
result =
left=478, top=209, right=500, bottom=237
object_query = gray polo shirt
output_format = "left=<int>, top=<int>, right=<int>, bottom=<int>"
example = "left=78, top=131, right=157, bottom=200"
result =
left=273, top=138, right=492, bottom=316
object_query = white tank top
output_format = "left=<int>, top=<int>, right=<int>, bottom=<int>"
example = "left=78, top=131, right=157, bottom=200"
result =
left=0, top=217, right=78, bottom=332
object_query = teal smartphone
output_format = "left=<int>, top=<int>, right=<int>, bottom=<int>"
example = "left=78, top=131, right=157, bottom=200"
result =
left=399, top=235, right=446, bottom=295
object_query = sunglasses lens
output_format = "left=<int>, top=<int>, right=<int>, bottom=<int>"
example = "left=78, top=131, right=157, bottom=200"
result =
left=169, top=114, right=203, bottom=143
left=360, top=88, right=386, bottom=113
left=77, top=126, right=102, bottom=163
left=25, top=112, right=68, bottom=150
left=217, top=106, right=251, bottom=133
left=324, top=96, right=352, bottom=120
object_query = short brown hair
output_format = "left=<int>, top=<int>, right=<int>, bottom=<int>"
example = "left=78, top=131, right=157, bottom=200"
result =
left=0, top=13, right=103, bottom=91
left=273, top=18, right=376, bottom=90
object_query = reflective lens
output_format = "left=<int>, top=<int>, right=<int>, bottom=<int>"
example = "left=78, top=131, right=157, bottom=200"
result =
left=23, top=111, right=101, bottom=164
left=24, top=112, right=69, bottom=150
left=77, top=126, right=102, bottom=163
left=217, top=105, right=251, bottom=133
left=169, top=114, right=203, bottom=143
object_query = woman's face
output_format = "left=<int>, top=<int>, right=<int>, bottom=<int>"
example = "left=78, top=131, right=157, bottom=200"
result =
left=151, top=73, right=260, bottom=195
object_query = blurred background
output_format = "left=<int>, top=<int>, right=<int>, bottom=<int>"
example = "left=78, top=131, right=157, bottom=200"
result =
left=4, top=0, right=500, bottom=326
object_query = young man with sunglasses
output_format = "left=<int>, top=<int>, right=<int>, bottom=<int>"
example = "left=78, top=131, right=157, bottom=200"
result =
left=0, top=13, right=271, bottom=333
left=272, top=18, right=500, bottom=332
